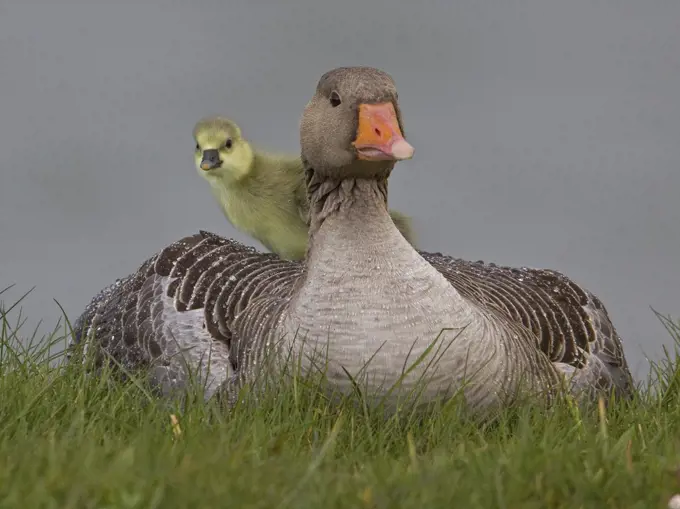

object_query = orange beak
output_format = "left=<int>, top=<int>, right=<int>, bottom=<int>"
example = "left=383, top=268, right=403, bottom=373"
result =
left=352, top=102, right=414, bottom=161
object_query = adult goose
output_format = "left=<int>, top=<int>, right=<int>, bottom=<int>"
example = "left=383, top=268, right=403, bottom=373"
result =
left=70, top=66, right=634, bottom=415
left=192, top=115, right=417, bottom=261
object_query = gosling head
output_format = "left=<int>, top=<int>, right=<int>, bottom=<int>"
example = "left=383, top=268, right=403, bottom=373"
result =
left=193, top=116, right=255, bottom=182
left=300, top=66, right=414, bottom=180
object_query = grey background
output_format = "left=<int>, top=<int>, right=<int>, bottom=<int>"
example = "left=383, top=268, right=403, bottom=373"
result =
left=0, top=0, right=678, bottom=379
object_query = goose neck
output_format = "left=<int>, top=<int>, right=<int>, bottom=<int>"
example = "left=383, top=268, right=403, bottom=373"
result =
left=306, top=170, right=391, bottom=240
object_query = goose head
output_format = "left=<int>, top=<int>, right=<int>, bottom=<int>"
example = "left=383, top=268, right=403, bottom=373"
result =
left=193, top=116, right=255, bottom=183
left=299, top=67, right=414, bottom=181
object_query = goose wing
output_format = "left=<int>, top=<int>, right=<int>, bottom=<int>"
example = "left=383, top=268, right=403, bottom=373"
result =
left=422, top=251, right=634, bottom=395
left=69, top=231, right=302, bottom=399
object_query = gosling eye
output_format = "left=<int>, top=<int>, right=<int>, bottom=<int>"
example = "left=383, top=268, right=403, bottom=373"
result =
left=195, top=142, right=200, bottom=151
left=329, top=91, right=342, bottom=108
left=225, top=138, right=233, bottom=149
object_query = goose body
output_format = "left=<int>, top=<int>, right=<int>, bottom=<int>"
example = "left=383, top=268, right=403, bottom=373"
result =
left=71, top=67, right=633, bottom=414
left=193, top=116, right=417, bottom=260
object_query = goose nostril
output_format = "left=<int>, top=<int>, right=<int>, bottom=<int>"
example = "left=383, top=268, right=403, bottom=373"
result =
left=374, top=128, right=381, bottom=137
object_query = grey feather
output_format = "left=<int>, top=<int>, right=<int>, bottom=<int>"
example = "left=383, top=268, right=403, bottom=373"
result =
left=69, top=231, right=632, bottom=403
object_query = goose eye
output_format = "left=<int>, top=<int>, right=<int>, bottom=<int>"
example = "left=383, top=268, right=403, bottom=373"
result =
left=329, top=91, right=342, bottom=108
left=225, top=139, right=233, bottom=149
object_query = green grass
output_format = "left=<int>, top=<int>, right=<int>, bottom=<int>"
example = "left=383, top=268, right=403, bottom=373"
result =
left=2, top=286, right=680, bottom=509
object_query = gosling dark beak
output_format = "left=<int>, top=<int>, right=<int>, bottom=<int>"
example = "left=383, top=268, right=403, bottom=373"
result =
left=200, top=149, right=222, bottom=171
left=353, top=102, right=414, bottom=161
